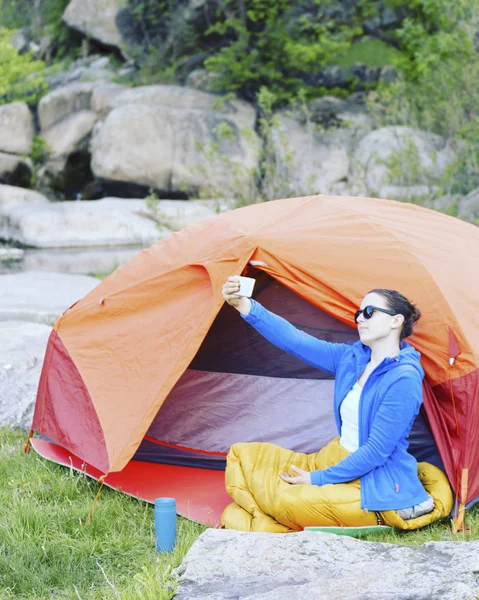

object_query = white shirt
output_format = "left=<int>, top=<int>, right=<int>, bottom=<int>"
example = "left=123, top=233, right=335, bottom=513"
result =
left=339, top=381, right=362, bottom=452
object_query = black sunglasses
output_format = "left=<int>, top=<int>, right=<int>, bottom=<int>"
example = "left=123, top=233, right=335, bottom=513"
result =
left=354, top=305, right=397, bottom=323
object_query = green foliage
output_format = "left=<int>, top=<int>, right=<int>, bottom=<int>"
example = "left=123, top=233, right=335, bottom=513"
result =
left=30, top=135, right=49, bottom=165
left=391, top=0, right=475, bottom=81
left=0, top=427, right=205, bottom=600
left=0, top=0, right=74, bottom=60
left=333, top=37, right=405, bottom=70
left=0, top=28, right=48, bottom=104
left=365, top=0, right=479, bottom=198
left=203, top=0, right=366, bottom=102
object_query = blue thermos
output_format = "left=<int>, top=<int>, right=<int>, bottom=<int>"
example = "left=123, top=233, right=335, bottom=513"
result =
left=154, top=497, right=177, bottom=552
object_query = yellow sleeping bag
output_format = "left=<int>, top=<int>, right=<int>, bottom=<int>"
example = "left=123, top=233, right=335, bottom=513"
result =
left=221, top=438, right=453, bottom=532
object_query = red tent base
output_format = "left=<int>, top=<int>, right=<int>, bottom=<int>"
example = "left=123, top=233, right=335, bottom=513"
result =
left=31, top=439, right=231, bottom=526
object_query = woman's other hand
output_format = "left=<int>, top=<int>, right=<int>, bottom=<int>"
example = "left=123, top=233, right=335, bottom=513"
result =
left=279, top=465, right=312, bottom=485
left=222, top=276, right=252, bottom=316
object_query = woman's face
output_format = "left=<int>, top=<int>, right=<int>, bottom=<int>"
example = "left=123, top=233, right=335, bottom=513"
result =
left=356, top=292, right=402, bottom=345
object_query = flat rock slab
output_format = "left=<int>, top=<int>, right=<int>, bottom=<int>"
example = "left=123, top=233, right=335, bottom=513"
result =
left=174, top=529, right=479, bottom=600
left=0, top=321, right=51, bottom=429
left=0, top=198, right=216, bottom=248
left=0, top=271, right=99, bottom=324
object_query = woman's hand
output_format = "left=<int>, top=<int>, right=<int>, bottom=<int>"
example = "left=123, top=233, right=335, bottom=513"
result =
left=222, top=276, right=252, bottom=316
left=279, top=465, right=312, bottom=485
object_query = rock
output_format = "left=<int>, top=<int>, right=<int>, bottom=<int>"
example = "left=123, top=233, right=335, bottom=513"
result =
left=0, top=102, right=34, bottom=155
left=350, top=126, right=456, bottom=195
left=380, top=65, right=398, bottom=85
left=174, top=529, right=479, bottom=600
left=423, top=195, right=463, bottom=216
left=91, top=87, right=259, bottom=196
left=107, top=85, right=256, bottom=129
left=457, top=189, right=479, bottom=223
left=0, top=248, right=24, bottom=262
left=0, top=321, right=51, bottom=429
left=91, top=82, right=127, bottom=117
left=0, top=184, right=49, bottom=207
left=375, top=184, right=440, bottom=202
left=38, top=83, right=94, bottom=131
left=304, top=66, right=348, bottom=89
left=20, top=246, right=142, bottom=275
left=63, top=0, right=127, bottom=53
left=0, top=153, right=33, bottom=188
left=46, top=55, right=118, bottom=90
left=271, top=113, right=351, bottom=196
left=10, top=29, right=28, bottom=54
left=0, top=271, right=99, bottom=324
left=185, top=69, right=219, bottom=92
left=0, top=198, right=167, bottom=248
left=42, top=110, right=97, bottom=158
left=349, top=62, right=382, bottom=84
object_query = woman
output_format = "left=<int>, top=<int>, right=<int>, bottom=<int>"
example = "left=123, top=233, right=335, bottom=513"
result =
left=220, top=276, right=443, bottom=532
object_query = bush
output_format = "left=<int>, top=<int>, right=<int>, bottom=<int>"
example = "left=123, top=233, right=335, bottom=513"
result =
left=367, top=0, right=479, bottom=197
left=0, top=28, right=48, bottom=104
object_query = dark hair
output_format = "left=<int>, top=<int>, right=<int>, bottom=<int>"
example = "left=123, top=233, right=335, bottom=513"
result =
left=368, top=289, right=421, bottom=340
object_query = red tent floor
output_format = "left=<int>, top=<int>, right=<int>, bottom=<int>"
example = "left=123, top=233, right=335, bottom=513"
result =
left=31, top=439, right=231, bottom=526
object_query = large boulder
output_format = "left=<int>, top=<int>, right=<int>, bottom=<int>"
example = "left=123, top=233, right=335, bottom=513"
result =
left=0, top=102, right=34, bottom=155
left=350, top=126, right=456, bottom=198
left=0, top=198, right=162, bottom=248
left=0, top=153, right=33, bottom=187
left=0, top=184, right=49, bottom=207
left=271, top=114, right=350, bottom=196
left=63, top=0, right=127, bottom=52
left=175, top=529, right=479, bottom=600
left=0, top=271, right=99, bottom=324
left=0, top=321, right=51, bottom=429
left=270, top=98, right=373, bottom=197
left=90, top=86, right=259, bottom=197
left=42, top=110, right=97, bottom=158
left=38, top=82, right=94, bottom=131
left=0, top=198, right=217, bottom=248
left=91, top=82, right=127, bottom=117
left=106, top=86, right=256, bottom=127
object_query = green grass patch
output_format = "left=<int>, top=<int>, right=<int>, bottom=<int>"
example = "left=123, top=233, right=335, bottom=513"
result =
left=0, top=428, right=205, bottom=600
left=1, top=427, right=477, bottom=599
left=334, top=36, right=405, bottom=70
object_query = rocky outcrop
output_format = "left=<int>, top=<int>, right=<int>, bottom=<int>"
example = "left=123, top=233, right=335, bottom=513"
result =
left=90, top=85, right=259, bottom=197
left=457, top=188, right=479, bottom=223
left=0, top=102, right=34, bottom=155
left=0, top=320, right=51, bottom=429
left=38, top=83, right=95, bottom=131
left=42, top=110, right=97, bottom=158
left=350, top=126, right=456, bottom=199
left=175, top=528, right=479, bottom=600
left=63, top=0, right=128, bottom=52
left=0, top=197, right=217, bottom=248
left=0, top=153, right=33, bottom=188
left=0, top=184, right=48, bottom=207
left=0, top=271, right=99, bottom=324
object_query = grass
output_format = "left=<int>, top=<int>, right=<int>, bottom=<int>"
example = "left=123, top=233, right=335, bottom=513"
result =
left=1, top=427, right=477, bottom=599
left=334, top=36, right=405, bottom=70
left=0, top=428, right=205, bottom=600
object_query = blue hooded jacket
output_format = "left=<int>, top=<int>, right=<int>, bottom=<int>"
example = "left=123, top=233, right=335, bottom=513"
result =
left=242, top=299, right=430, bottom=511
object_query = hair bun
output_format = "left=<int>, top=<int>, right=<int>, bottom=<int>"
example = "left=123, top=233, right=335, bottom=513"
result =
left=410, top=305, right=421, bottom=323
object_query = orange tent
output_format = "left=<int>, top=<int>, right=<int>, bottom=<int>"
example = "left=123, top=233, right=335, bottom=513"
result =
left=29, top=195, right=479, bottom=528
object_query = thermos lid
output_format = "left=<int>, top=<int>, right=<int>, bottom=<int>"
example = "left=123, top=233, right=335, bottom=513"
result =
left=154, top=497, right=176, bottom=507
